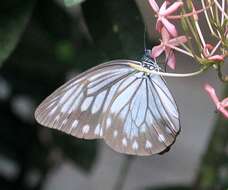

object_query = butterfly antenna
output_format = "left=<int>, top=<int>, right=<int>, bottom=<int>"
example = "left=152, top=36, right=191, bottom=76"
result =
left=144, top=26, right=147, bottom=52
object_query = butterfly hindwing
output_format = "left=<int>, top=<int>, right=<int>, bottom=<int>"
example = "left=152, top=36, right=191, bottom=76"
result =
left=35, top=60, right=180, bottom=155
left=103, top=73, right=180, bottom=155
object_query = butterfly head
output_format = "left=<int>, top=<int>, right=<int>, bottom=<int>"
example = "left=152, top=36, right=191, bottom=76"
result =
left=141, top=49, right=160, bottom=70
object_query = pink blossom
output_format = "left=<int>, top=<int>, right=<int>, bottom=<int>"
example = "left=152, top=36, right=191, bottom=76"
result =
left=207, top=55, right=224, bottom=61
left=221, top=97, right=228, bottom=107
left=203, top=44, right=224, bottom=62
left=204, top=83, right=228, bottom=119
left=149, top=0, right=183, bottom=37
left=151, top=27, right=187, bottom=69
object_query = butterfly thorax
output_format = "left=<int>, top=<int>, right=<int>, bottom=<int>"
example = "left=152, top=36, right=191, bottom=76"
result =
left=141, top=49, right=160, bottom=71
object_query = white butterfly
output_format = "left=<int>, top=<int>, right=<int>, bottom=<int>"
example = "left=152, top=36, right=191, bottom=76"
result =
left=35, top=51, right=180, bottom=156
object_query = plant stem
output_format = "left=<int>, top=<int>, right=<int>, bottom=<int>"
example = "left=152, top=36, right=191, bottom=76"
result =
left=113, top=156, right=134, bottom=190
left=129, top=63, right=208, bottom=77
left=214, top=0, right=228, bottom=19
left=201, top=0, right=215, bottom=35
left=217, top=64, right=228, bottom=83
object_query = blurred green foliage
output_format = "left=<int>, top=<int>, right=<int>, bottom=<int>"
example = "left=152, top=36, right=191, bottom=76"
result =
left=145, top=186, right=191, bottom=190
left=0, top=0, right=34, bottom=66
left=64, top=0, right=85, bottom=7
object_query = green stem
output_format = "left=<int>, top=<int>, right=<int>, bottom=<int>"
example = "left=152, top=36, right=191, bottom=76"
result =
left=217, top=64, right=228, bottom=83
left=131, top=63, right=208, bottom=77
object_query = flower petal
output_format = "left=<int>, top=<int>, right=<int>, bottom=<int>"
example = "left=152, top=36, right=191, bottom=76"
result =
left=204, top=83, right=220, bottom=107
left=161, top=27, right=170, bottom=43
left=159, top=1, right=167, bottom=14
left=208, top=55, right=224, bottom=61
left=221, top=97, right=228, bottom=107
left=166, top=50, right=176, bottom=69
left=149, top=0, right=159, bottom=12
left=168, top=36, right=188, bottom=46
left=156, top=19, right=163, bottom=32
left=205, top=43, right=214, bottom=50
left=161, top=17, right=178, bottom=37
left=218, top=107, right=228, bottom=118
left=203, top=44, right=214, bottom=57
left=163, top=2, right=183, bottom=16
left=151, top=44, right=165, bottom=58
left=204, top=84, right=228, bottom=119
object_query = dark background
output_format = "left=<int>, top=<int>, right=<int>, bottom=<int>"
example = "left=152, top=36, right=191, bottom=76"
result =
left=0, top=0, right=227, bottom=190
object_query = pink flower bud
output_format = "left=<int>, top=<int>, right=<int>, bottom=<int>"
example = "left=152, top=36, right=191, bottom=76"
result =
left=204, top=83, right=228, bottom=119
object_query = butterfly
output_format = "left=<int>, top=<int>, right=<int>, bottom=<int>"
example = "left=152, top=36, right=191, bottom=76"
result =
left=34, top=50, right=180, bottom=156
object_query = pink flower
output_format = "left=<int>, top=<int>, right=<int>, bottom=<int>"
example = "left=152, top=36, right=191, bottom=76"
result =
left=149, top=0, right=183, bottom=37
left=203, top=44, right=224, bottom=62
left=204, top=83, right=228, bottom=119
left=221, top=97, right=228, bottom=108
left=151, top=27, right=187, bottom=69
left=207, top=55, right=224, bottom=61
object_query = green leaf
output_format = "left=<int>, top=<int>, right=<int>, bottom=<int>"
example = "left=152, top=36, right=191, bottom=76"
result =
left=64, top=0, right=85, bottom=7
left=0, top=0, right=35, bottom=67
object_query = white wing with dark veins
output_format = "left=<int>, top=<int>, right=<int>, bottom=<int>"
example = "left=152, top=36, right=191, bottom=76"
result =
left=35, top=60, right=180, bottom=155
left=103, top=73, right=180, bottom=155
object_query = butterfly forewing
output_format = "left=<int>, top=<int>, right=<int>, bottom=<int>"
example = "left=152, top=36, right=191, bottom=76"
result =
left=35, top=61, right=137, bottom=139
left=35, top=60, right=180, bottom=156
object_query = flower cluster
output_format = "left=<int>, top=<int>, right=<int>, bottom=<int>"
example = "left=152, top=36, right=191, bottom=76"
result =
left=149, top=0, right=187, bottom=69
left=149, top=0, right=228, bottom=119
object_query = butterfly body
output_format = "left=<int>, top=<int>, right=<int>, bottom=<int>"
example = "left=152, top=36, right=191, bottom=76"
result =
left=35, top=50, right=180, bottom=156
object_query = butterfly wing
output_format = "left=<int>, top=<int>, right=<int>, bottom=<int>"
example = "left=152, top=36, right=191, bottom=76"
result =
left=102, top=72, right=180, bottom=155
left=35, top=60, right=180, bottom=155
left=35, top=60, right=137, bottom=139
